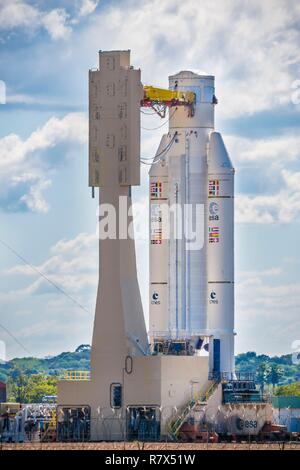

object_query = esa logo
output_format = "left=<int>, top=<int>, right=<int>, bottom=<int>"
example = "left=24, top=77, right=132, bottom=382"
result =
left=151, top=292, right=160, bottom=305
left=236, top=418, right=258, bottom=431
left=209, top=291, right=218, bottom=304
left=209, top=202, right=219, bottom=221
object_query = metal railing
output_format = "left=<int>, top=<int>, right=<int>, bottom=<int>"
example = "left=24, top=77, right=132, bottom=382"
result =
left=150, top=331, right=209, bottom=339
left=60, top=371, right=90, bottom=381
left=223, top=392, right=270, bottom=404
left=167, top=380, right=219, bottom=440
left=208, top=371, right=256, bottom=382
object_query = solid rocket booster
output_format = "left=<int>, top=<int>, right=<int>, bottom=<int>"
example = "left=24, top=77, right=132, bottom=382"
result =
left=207, top=132, right=235, bottom=375
left=149, top=70, right=235, bottom=375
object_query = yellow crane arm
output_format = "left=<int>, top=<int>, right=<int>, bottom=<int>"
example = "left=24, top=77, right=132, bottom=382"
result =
left=143, top=85, right=196, bottom=105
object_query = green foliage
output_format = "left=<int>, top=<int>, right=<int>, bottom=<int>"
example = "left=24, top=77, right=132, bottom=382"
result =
left=268, top=364, right=284, bottom=390
left=7, top=373, right=58, bottom=403
left=256, top=363, right=271, bottom=393
left=1, top=346, right=299, bottom=397
left=275, top=381, right=300, bottom=397
left=235, top=351, right=300, bottom=387
left=75, top=344, right=91, bottom=353
left=0, top=345, right=91, bottom=383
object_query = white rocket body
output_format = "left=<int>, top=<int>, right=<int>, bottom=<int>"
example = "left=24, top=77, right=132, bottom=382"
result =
left=149, top=71, right=235, bottom=375
left=207, top=132, right=235, bottom=376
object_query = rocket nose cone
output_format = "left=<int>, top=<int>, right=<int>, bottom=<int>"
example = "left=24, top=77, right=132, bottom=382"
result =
left=149, top=134, right=169, bottom=177
left=208, top=131, right=234, bottom=173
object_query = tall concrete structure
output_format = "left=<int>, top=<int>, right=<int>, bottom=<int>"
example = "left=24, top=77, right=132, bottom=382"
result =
left=88, top=49, right=148, bottom=383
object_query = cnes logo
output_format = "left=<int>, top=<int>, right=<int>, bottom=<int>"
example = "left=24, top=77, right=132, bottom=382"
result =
left=209, top=291, right=218, bottom=304
left=151, top=291, right=160, bottom=305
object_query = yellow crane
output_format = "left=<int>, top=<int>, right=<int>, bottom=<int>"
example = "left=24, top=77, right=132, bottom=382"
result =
left=141, top=85, right=196, bottom=117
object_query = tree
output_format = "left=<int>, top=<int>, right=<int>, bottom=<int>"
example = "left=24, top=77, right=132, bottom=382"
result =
left=275, top=381, right=300, bottom=396
left=256, top=362, right=271, bottom=394
left=268, top=364, right=284, bottom=392
left=25, top=375, right=58, bottom=402
left=75, top=344, right=91, bottom=353
left=7, top=369, right=29, bottom=403
left=7, top=373, right=58, bottom=403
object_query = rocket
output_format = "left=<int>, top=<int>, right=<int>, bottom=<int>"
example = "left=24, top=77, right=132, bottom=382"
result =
left=207, top=132, right=235, bottom=376
left=149, top=71, right=235, bottom=376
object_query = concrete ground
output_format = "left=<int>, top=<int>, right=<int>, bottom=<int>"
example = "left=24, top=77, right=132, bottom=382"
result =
left=1, top=442, right=300, bottom=450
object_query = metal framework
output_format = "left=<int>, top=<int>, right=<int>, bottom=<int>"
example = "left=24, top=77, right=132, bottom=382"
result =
left=141, top=85, right=196, bottom=117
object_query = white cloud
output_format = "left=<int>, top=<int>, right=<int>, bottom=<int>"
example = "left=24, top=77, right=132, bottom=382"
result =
left=236, top=170, right=300, bottom=224
left=0, top=232, right=98, bottom=357
left=0, top=1, right=77, bottom=40
left=236, top=267, right=300, bottom=355
left=0, top=0, right=100, bottom=41
left=0, top=0, right=39, bottom=29
left=17, top=319, right=61, bottom=340
left=41, top=8, right=72, bottom=40
left=219, top=132, right=300, bottom=224
left=0, top=113, right=87, bottom=213
left=6, top=93, right=49, bottom=105
left=78, top=0, right=99, bottom=17
left=238, top=267, right=282, bottom=279
left=3, top=0, right=300, bottom=115
left=8, top=232, right=97, bottom=292
left=52, top=232, right=96, bottom=255
left=226, top=132, right=300, bottom=165
left=74, top=0, right=300, bottom=117
left=14, top=174, right=52, bottom=213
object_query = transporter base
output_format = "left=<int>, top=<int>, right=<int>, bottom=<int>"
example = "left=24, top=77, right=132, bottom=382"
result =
left=57, top=355, right=211, bottom=441
left=57, top=364, right=276, bottom=442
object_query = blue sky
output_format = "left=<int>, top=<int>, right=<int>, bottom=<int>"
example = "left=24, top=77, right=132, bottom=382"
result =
left=0, top=0, right=299, bottom=359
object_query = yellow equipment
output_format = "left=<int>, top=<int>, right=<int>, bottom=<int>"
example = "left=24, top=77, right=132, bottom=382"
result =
left=60, top=370, right=90, bottom=381
left=142, top=85, right=196, bottom=117
left=40, top=408, right=57, bottom=442
left=143, top=86, right=195, bottom=105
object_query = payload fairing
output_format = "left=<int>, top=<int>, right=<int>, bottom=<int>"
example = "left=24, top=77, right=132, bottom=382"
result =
left=149, top=71, right=235, bottom=375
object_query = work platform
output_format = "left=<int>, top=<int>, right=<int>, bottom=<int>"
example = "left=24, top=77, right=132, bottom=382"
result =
left=58, top=355, right=210, bottom=441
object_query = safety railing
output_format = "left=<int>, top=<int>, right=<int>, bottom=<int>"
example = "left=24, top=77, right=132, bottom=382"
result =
left=223, top=392, right=271, bottom=404
left=60, top=370, right=90, bottom=381
left=40, top=409, right=57, bottom=442
left=204, top=380, right=219, bottom=401
left=208, top=371, right=256, bottom=382
left=167, top=380, right=219, bottom=440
